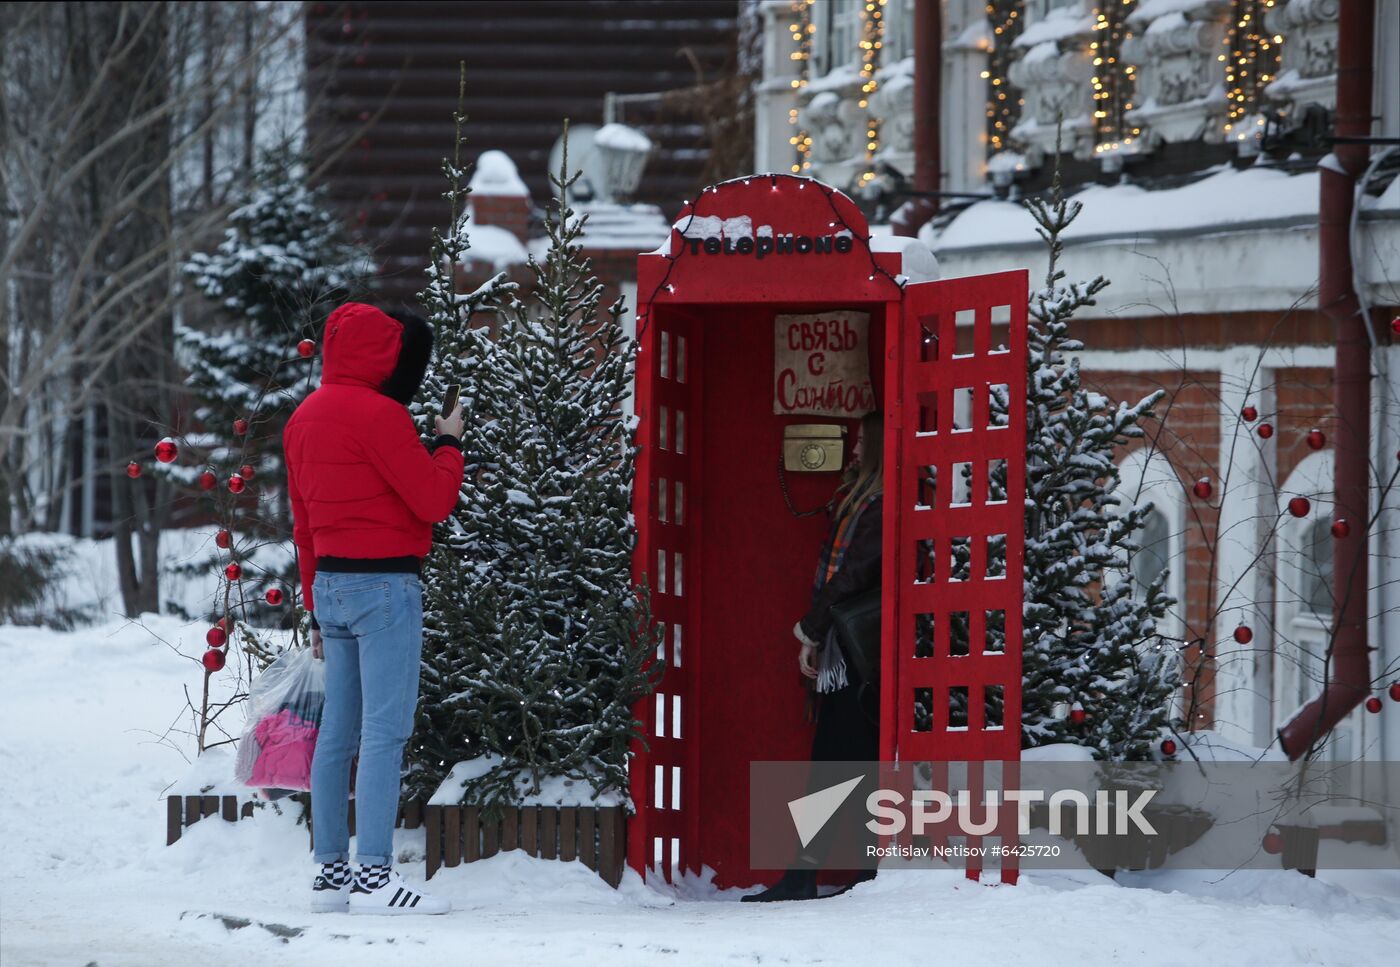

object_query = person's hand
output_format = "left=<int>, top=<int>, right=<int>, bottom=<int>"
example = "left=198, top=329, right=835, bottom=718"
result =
left=798, top=642, right=817, bottom=679
left=311, top=628, right=323, bottom=660
left=435, top=402, right=465, bottom=440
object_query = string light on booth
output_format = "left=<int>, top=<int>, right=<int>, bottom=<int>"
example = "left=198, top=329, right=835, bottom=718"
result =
left=1090, top=1, right=1141, bottom=157
left=1222, top=0, right=1283, bottom=145
left=787, top=0, right=816, bottom=174
left=857, top=0, right=887, bottom=184
left=984, top=2, right=1024, bottom=158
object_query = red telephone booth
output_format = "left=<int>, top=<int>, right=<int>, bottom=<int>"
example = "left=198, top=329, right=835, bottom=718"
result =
left=628, top=175, right=1027, bottom=889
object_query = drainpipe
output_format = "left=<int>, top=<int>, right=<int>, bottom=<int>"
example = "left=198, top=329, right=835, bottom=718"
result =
left=892, top=0, right=940, bottom=237
left=1277, top=0, right=1376, bottom=760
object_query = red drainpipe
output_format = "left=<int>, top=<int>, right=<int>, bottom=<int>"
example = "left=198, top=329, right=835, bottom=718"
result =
left=892, top=0, right=940, bottom=237
left=1277, top=0, right=1376, bottom=759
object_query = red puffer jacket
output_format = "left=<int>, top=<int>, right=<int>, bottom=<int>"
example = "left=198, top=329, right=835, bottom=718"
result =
left=283, top=303, right=464, bottom=615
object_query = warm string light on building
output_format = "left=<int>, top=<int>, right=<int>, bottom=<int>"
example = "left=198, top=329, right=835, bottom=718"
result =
left=787, top=0, right=815, bottom=174
left=857, top=0, right=887, bottom=184
left=983, top=1, right=1022, bottom=158
left=1222, top=0, right=1282, bottom=141
left=1090, top=1, right=1140, bottom=156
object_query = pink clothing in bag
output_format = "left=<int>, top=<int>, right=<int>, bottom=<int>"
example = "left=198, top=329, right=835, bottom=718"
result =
left=248, top=708, right=319, bottom=789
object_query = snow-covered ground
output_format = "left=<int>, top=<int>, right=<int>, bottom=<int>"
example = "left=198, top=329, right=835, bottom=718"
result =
left=3, top=613, right=1399, bottom=966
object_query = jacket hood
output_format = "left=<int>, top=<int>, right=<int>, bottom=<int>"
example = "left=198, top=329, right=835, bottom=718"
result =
left=321, top=303, right=433, bottom=404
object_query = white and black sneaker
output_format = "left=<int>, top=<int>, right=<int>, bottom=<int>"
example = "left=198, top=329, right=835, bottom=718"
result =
left=348, top=863, right=450, bottom=916
left=310, top=859, right=353, bottom=913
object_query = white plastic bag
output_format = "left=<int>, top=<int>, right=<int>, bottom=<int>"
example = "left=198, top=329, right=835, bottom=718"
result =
left=234, top=647, right=326, bottom=791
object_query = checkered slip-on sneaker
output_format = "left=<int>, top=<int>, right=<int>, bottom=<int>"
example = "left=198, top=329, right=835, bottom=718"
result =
left=348, top=864, right=450, bottom=916
left=309, top=859, right=353, bottom=913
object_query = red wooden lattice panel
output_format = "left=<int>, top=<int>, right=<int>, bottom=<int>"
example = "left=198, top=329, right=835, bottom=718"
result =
left=628, top=315, right=699, bottom=883
left=891, top=271, right=1028, bottom=883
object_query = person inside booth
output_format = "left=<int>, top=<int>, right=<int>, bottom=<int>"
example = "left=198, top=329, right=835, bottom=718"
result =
left=744, top=410, right=884, bottom=903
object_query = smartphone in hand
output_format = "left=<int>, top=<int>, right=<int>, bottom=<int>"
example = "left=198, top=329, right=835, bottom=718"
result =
left=443, top=383, right=461, bottom=415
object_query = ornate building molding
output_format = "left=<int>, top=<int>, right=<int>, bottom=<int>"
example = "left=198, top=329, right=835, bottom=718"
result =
left=1123, top=0, right=1232, bottom=146
left=1265, top=0, right=1340, bottom=115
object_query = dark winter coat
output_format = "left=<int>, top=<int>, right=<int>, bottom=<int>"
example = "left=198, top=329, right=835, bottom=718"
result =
left=798, top=494, right=884, bottom=643
left=283, top=303, right=463, bottom=616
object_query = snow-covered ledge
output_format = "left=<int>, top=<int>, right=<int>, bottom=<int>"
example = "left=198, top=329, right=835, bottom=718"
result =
left=1265, top=0, right=1341, bottom=116
left=1123, top=0, right=1232, bottom=148
left=1007, top=6, right=1096, bottom=162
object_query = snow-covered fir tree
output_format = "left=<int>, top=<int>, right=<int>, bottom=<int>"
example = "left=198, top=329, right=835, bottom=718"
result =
left=175, top=143, right=369, bottom=614
left=959, top=152, right=1180, bottom=761
left=406, top=127, right=660, bottom=807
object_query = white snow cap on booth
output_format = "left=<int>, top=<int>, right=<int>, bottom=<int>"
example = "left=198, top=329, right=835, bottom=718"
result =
left=469, top=150, right=530, bottom=197
left=871, top=235, right=940, bottom=283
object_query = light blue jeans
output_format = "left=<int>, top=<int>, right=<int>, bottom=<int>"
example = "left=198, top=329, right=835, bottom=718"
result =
left=310, top=570, right=424, bottom=866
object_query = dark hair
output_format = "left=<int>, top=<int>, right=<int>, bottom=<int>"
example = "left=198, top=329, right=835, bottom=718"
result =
left=380, top=309, right=434, bottom=405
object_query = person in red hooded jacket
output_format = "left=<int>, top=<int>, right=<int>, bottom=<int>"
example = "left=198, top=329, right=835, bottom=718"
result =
left=284, top=302, right=463, bottom=916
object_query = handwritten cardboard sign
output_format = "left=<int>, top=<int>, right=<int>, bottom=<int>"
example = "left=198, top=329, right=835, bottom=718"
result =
left=773, top=311, right=876, bottom=418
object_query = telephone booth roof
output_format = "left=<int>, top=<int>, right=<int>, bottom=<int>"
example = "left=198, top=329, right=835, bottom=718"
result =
left=637, top=174, right=911, bottom=308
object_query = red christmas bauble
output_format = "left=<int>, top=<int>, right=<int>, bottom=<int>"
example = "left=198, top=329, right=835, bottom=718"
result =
left=265, top=587, right=284, bottom=606
left=126, top=461, right=141, bottom=479
left=1389, top=682, right=1400, bottom=702
left=227, top=473, right=246, bottom=494
left=215, top=529, right=231, bottom=549
left=1365, top=696, right=1383, bottom=714
left=1288, top=496, right=1311, bottom=518
left=154, top=438, right=178, bottom=463
left=1241, top=405, right=1257, bottom=422
left=1193, top=478, right=1213, bottom=500
left=1331, top=519, right=1350, bottom=538
left=1391, top=317, right=1400, bottom=336
left=1069, top=702, right=1086, bottom=724
left=1234, top=625, right=1253, bottom=644
left=1263, top=831, right=1283, bottom=855
left=1160, top=738, right=1177, bottom=757
left=298, top=339, right=316, bottom=358
left=198, top=470, right=217, bottom=491
left=1257, top=422, right=1274, bottom=439
left=1306, top=429, right=1326, bottom=450
left=202, top=648, right=227, bottom=672
left=239, top=463, right=255, bottom=480
left=217, top=616, right=231, bottom=632
left=233, top=418, right=249, bottom=436
left=205, top=625, right=227, bottom=647
left=225, top=562, right=242, bottom=582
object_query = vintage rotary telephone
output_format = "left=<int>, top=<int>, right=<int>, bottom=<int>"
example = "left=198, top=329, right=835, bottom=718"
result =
left=777, top=423, right=846, bottom=517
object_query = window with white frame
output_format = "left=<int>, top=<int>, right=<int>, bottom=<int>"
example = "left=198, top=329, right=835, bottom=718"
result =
left=818, top=0, right=861, bottom=74
left=1113, top=449, right=1187, bottom=643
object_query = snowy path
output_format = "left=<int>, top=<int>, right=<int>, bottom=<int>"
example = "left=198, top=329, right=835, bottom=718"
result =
left=2, top=616, right=1398, bottom=966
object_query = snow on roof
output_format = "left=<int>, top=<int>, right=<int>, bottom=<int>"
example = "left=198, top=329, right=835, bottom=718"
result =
left=463, top=222, right=529, bottom=268
left=575, top=202, right=671, bottom=250
left=594, top=123, right=652, bottom=153
left=929, top=165, right=1321, bottom=253
left=469, top=150, right=530, bottom=197
left=1127, top=0, right=1208, bottom=26
left=1013, top=7, right=1093, bottom=48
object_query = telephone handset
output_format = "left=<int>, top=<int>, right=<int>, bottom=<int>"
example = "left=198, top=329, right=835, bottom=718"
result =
left=778, top=423, right=846, bottom=517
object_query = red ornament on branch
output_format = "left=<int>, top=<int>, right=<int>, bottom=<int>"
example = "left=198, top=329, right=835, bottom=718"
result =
left=126, top=461, right=141, bottom=479
left=202, top=648, right=227, bottom=673
left=1288, top=496, right=1311, bottom=518
left=265, top=587, right=284, bottom=606
left=154, top=438, right=178, bottom=463
left=227, top=473, right=246, bottom=494
left=205, top=625, right=227, bottom=647
left=215, top=529, right=231, bottom=549
left=1257, top=422, right=1274, bottom=439
left=1389, top=682, right=1400, bottom=702
left=1233, top=625, right=1253, bottom=644
left=1391, top=317, right=1400, bottom=336
left=1331, top=519, right=1350, bottom=538
left=1160, top=738, right=1177, bottom=757
left=1306, top=428, right=1326, bottom=450
left=1263, top=831, right=1283, bottom=855
left=1193, top=478, right=1213, bottom=500
left=1241, top=405, right=1257, bottom=422
left=298, top=339, right=316, bottom=358
left=1068, top=701, right=1086, bottom=724
left=199, top=470, right=217, bottom=491
left=1365, top=696, right=1383, bottom=714
left=240, top=463, right=256, bottom=481
left=234, top=418, right=249, bottom=436
left=225, top=562, right=242, bottom=582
